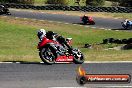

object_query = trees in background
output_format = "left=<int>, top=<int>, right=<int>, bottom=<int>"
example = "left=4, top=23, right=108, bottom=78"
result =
left=86, top=0, right=105, bottom=6
left=0, top=0, right=34, bottom=4
left=119, top=0, right=132, bottom=7
left=107, top=0, right=132, bottom=7
left=0, top=0, right=131, bottom=7
left=46, top=0, right=68, bottom=5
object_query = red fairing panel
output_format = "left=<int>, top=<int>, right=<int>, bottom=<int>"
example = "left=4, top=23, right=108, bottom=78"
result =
left=38, top=37, right=54, bottom=48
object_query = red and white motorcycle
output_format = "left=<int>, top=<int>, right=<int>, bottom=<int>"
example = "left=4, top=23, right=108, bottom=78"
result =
left=37, top=33, right=84, bottom=65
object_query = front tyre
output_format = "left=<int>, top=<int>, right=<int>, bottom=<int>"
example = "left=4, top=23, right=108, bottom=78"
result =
left=39, top=46, right=56, bottom=65
left=90, top=21, right=95, bottom=25
left=6, top=12, right=11, bottom=15
left=121, top=22, right=128, bottom=29
left=73, top=49, right=84, bottom=64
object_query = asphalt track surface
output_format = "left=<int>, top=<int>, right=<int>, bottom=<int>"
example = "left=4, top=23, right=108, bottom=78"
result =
left=9, top=9, right=124, bottom=29
left=0, top=63, right=132, bottom=88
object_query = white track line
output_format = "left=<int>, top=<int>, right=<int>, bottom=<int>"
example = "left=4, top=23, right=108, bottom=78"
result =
left=1, top=61, right=132, bottom=64
left=57, top=22, right=62, bottom=24
left=84, top=26, right=90, bottom=27
left=73, top=24, right=77, bottom=25
left=0, top=62, right=13, bottom=63
left=100, top=28, right=105, bottom=29
left=23, top=18, right=27, bottom=20
left=48, top=21, right=53, bottom=23
left=15, top=17, right=19, bottom=19
left=32, top=19, right=37, bottom=21
left=3, top=16, right=7, bottom=18
left=91, top=27, right=96, bottom=29
left=85, top=61, right=132, bottom=63
left=64, top=23, right=69, bottom=24
left=49, top=87, right=87, bottom=88
left=102, top=86, right=132, bottom=88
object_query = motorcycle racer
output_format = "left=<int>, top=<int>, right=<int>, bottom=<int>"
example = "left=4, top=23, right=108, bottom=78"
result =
left=127, top=20, right=132, bottom=26
left=82, top=15, right=89, bottom=21
left=123, top=19, right=128, bottom=26
left=81, top=14, right=95, bottom=25
left=37, top=29, right=73, bottom=54
left=0, top=5, right=11, bottom=15
left=122, top=19, right=132, bottom=29
left=37, top=29, right=84, bottom=64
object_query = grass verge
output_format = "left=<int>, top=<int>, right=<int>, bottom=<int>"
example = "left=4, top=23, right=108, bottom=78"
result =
left=0, top=16, right=132, bottom=62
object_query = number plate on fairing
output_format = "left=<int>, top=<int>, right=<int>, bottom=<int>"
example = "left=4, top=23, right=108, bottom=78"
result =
left=56, top=55, right=74, bottom=62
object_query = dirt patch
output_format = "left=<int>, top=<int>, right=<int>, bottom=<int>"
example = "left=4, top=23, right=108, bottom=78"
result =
left=0, top=16, right=58, bottom=28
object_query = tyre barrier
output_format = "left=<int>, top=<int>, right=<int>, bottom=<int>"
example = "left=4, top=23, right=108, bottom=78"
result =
left=102, top=38, right=132, bottom=44
left=84, top=44, right=92, bottom=48
left=0, top=3, right=132, bottom=13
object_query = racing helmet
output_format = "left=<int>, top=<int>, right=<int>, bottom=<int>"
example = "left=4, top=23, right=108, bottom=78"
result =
left=0, top=5, right=4, bottom=8
left=37, top=29, right=46, bottom=40
left=125, top=19, right=128, bottom=22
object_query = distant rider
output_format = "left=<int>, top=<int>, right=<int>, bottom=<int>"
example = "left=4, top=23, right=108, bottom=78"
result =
left=82, top=15, right=89, bottom=21
left=0, top=5, right=8, bottom=13
left=123, top=19, right=132, bottom=28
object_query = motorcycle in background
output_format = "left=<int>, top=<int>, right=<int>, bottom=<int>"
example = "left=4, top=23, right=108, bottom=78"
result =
left=81, top=15, right=95, bottom=25
left=0, top=5, right=11, bottom=15
left=121, top=20, right=132, bottom=30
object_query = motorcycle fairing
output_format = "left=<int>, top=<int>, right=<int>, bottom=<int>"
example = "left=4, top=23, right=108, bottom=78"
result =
left=38, top=37, right=58, bottom=49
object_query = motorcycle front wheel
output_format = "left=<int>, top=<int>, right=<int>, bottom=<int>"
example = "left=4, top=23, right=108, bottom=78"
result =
left=73, top=49, right=84, bottom=64
left=6, top=12, right=11, bottom=15
left=121, top=22, right=128, bottom=29
left=90, top=21, right=95, bottom=25
left=39, top=46, right=57, bottom=65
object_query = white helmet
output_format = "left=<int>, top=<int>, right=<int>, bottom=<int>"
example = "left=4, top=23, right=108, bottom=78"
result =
left=37, top=29, right=46, bottom=41
left=125, top=19, right=128, bottom=22
left=0, top=5, right=4, bottom=8
left=40, top=29, right=46, bottom=35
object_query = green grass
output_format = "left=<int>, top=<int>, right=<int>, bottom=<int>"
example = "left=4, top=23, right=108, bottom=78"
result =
left=34, top=0, right=113, bottom=6
left=104, top=13, right=132, bottom=20
left=0, top=17, right=132, bottom=62
left=34, top=0, right=46, bottom=5
left=34, top=0, right=86, bottom=6
left=103, top=1, right=112, bottom=7
left=0, top=20, right=39, bottom=62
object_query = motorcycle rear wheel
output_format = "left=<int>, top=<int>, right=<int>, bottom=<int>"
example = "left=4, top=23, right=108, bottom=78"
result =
left=39, top=46, right=57, bottom=65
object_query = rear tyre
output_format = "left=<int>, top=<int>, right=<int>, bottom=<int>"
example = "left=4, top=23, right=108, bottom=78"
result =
left=39, top=45, right=57, bottom=65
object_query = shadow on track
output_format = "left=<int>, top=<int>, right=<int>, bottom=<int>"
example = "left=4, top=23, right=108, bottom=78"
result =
left=72, top=23, right=95, bottom=25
